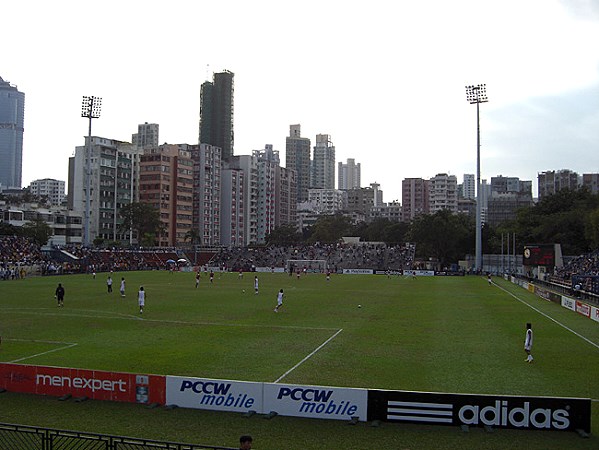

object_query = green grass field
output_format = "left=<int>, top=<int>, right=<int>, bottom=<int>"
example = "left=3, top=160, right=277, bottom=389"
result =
left=1, top=271, right=598, bottom=449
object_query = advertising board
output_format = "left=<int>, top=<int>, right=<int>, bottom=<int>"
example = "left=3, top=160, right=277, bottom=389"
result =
left=342, top=269, right=374, bottom=275
left=368, top=389, right=591, bottom=433
left=263, top=383, right=368, bottom=421
left=166, top=376, right=263, bottom=413
left=0, top=363, right=165, bottom=404
left=561, top=296, right=576, bottom=312
left=576, top=301, right=591, bottom=318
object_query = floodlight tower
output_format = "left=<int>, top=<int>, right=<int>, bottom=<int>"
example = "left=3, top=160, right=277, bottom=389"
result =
left=81, top=96, right=102, bottom=246
left=465, top=84, right=488, bottom=273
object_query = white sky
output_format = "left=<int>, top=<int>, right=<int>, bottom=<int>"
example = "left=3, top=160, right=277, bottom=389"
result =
left=2, top=0, right=598, bottom=201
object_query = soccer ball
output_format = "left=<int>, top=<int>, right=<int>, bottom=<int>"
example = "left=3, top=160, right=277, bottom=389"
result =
left=242, top=289, right=246, bottom=293
left=358, top=304, right=362, bottom=308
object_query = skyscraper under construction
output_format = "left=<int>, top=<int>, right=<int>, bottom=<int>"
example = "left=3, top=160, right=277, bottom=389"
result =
left=199, top=70, right=234, bottom=160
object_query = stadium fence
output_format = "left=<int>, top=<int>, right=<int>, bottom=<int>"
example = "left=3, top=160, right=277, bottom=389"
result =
left=0, top=422, right=236, bottom=450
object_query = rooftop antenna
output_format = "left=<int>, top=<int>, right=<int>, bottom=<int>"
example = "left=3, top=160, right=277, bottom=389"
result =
left=206, top=64, right=210, bottom=81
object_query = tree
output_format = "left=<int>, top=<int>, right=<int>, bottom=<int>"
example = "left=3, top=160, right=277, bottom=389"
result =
left=308, top=214, right=353, bottom=243
left=351, top=218, right=410, bottom=245
left=119, top=203, right=164, bottom=244
left=266, top=224, right=302, bottom=245
left=0, top=222, right=22, bottom=237
left=21, top=218, right=52, bottom=246
left=513, top=188, right=599, bottom=254
left=407, top=210, right=473, bottom=268
left=585, top=208, right=599, bottom=249
left=184, top=229, right=201, bottom=246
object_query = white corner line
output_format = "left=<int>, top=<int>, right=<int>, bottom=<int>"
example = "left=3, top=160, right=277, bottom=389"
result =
left=273, top=328, right=344, bottom=384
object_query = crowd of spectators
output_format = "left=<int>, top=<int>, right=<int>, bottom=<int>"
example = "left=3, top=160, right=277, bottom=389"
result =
left=550, top=249, right=599, bottom=295
left=55, top=245, right=183, bottom=273
left=212, top=242, right=416, bottom=272
left=0, top=237, right=417, bottom=279
left=1, top=235, right=51, bottom=280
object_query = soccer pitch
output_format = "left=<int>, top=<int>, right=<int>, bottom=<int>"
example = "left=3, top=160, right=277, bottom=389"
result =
left=1, top=271, right=598, bottom=448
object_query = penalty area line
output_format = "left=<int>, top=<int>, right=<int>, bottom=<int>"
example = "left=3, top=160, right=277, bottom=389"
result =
left=273, top=328, right=343, bottom=384
left=7, top=339, right=78, bottom=364
left=495, top=283, right=599, bottom=351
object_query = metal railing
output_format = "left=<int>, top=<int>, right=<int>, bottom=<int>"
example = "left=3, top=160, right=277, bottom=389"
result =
left=0, top=423, right=236, bottom=450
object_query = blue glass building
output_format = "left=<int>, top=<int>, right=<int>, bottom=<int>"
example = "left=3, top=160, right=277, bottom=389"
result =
left=0, top=76, right=25, bottom=189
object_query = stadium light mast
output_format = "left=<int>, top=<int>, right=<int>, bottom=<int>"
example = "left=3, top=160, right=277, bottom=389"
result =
left=465, top=84, right=488, bottom=273
left=81, top=96, right=102, bottom=246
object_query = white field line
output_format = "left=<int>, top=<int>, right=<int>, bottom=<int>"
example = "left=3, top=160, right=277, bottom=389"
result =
left=273, top=328, right=344, bottom=384
left=494, top=282, right=599, bottom=351
left=2, top=307, right=143, bottom=321
left=5, top=338, right=78, bottom=363
left=1, top=309, right=339, bottom=331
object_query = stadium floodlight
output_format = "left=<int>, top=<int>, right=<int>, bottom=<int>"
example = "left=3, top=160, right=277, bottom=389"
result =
left=81, top=96, right=102, bottom=246
left=465, top=84, right=488, bottom=273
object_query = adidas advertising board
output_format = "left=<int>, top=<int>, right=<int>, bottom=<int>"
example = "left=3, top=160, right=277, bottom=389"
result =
left=264, top=383, right=368, bottom=421
left=368, top=390, right=591, bottom=433
left=166, top=376, right=263, bottom=413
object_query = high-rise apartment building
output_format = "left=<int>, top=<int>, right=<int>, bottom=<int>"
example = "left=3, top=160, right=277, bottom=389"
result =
left=69, top=137, right=136, bottom=243
left=308, top=189, right=346, bottom=215
left=139, top=144, right=194, bottom=246
left=461, top=174, right=475, bottom=199
left=285, top=124, right=311, bottom=203
left=227, top=155, right=258, bottom=245
left=487, top=175, right=533, bottom=226
left=276, top=166, right=297, bottom=231
left=29, top=178, right=66, bottom=206
left=429, top=173, right=458, bottom=213
left=491, top=175, right=530, bottom=194
left=0, top=76, right=25, bottom=189
left=338, top=158, right=361, bottom=190
left=346, top=186, right=375, bottom=216
left=220, top=166, right=245, bottom=246
left=132, top=122, right=159, bottom=150
left=254, top=145, right=279, bottom=244
left=537, top=169, right=580, bottom=199
left=192, top=144, right=221, bottom=246
left=311, top=134, right=335, bottom=189
left=199, top=71, right=234, bottom=160
left=402, top=178, right=430, bottom=221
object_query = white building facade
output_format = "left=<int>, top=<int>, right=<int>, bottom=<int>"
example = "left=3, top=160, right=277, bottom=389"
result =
left=29, top=178, right=66, bottom=206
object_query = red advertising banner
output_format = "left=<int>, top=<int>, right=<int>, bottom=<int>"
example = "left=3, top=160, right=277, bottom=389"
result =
left=576, top=301, right=591, bottom=318
left=0, top=363, right=165, bottom=404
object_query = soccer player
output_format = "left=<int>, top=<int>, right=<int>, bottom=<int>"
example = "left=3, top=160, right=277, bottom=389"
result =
left=254, top=275, right=259, bottom=295
left=120, top=277, right=126, bottom=297
left=238, top=269, right=243, bottom=279
left=55, top=283, right=65, bottom=307
left=195, top=271, right=201, bottom=288
left=487, top=273, right=492, bottom=285
left=138, top=286, right=145, bottom=314
left=209, top=270, right=214, bottom=284
left=524, top=322, right=533, bottom=363
left=274, top=289, right=284, bottom=312
left=326, top=270, right=331, bottom=282
left=107, top=276, right=113, bottom=293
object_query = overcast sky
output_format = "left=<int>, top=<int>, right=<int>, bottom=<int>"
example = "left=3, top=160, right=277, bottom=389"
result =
left=2, top=0, right=598, bottom=201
